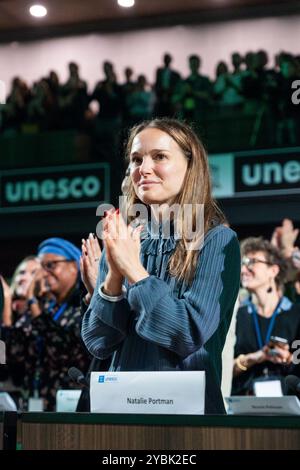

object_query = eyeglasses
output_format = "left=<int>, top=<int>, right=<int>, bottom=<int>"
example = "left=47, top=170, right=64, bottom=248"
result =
left=41, top=259, right=73, bottom=271
left=241, top=256, right=272, bottom=268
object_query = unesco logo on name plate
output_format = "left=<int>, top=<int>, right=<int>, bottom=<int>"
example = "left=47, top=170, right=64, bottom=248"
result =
left=98, top=375, right=118, bottom=383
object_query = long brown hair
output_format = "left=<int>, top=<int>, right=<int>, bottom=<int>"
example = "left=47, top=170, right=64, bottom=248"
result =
left=124, top=118, right=225, bottom=283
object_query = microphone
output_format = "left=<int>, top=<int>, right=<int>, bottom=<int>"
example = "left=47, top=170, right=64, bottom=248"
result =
left=285, top=375, right=300, bottom=395
left=68, top=367, right=89, bottom=388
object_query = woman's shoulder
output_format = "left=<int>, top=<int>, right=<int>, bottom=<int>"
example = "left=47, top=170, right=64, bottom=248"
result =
left=235, top=303, right=253, bottom=329
left=279, top=299, right=300, bottom=317
left=236, top=303, right=251, bottom=317
left=140, top=222, right=238, bottom=256
left=192, top=224, right=240, bottom=278
left=203, top=224, right=238, bottom=249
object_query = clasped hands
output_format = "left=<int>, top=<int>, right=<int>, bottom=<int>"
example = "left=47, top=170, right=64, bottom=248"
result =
left=81, top=209, right=149, bottom=300
left=102, top=209, right=149, bottom=294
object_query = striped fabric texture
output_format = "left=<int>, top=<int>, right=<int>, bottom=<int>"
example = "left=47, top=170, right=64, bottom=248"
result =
left=82, top=224, right=241, bottom=414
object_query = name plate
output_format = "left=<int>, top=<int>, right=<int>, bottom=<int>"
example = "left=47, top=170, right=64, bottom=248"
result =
left=56, top=389, right=81, bottom=412
left=28, top=397, right=44, bottom=412
left=225, top=396, right=300, bottom=415
left=0, top=392, right=17, bottom=411
left=90, top=371, right=205, bottom=414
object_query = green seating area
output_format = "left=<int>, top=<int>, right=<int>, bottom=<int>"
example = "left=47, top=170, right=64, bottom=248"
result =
left=0, top=111, right=286, bottom=171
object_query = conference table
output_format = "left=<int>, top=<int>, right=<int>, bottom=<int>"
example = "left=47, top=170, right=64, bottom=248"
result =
left=0, top=411, right=17, bottom=450
left=18, top=413, right=300, bottom=450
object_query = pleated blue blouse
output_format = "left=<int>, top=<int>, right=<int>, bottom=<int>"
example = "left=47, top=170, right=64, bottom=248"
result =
left=82, top=223, right=241, bottom=414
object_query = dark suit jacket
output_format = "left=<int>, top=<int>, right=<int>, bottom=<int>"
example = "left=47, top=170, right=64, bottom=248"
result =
left=155, top=67, right=181, bottom=96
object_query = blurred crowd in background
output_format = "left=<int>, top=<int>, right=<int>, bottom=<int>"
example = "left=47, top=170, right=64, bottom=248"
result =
left=1, top=49, right=300, bottom=156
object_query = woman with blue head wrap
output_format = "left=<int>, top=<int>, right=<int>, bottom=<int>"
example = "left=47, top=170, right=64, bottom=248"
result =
left=36, top=237, right=81, bottom=304
left=3, top=237, right=89, bottom=411
left=38, top=238, right=81, bottom=267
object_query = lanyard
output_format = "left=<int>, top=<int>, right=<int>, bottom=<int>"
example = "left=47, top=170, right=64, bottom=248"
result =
left=251, top=298, right=283, bottom=350
left=47, top=300, right=68, bottom=322
left=53, top=302, right=68, bottom=321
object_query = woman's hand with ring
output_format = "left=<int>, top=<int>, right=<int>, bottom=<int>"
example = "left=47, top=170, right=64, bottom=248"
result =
left=80, top=233, right=102, bottom=296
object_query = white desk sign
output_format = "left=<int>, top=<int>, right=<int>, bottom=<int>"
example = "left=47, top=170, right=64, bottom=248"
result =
left=56, top=389, right=81, bottom=412
left=0, top=392, right=17, bottom=411
left=253, top=379, right=283, bottom=397
left=90, top=371, right=205, bottom=415
left=225, top=396, right=300, bottom=415
left=28, top=397, right=44, bottom=412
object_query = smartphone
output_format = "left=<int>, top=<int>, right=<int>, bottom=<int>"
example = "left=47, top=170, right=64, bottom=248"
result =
left=268, top=335, right=288, bottom=348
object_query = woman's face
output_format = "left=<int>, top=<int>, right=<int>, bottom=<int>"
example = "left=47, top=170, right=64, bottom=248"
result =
left=130, top=128, right=188, bottom=205
left=14, top=259, right=40, bottom=297
left=241, top=250, right=277, bottom=292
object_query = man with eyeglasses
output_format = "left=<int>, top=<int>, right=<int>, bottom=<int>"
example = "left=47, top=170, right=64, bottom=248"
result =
left=3, top=237, right=90, bottom=411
